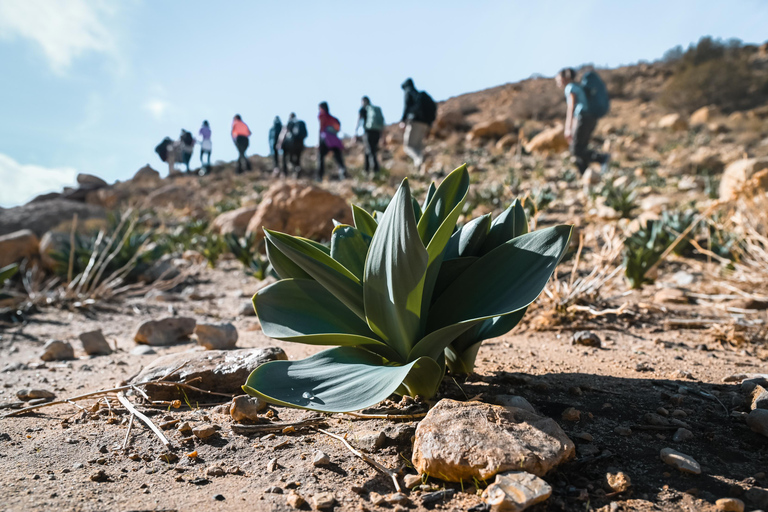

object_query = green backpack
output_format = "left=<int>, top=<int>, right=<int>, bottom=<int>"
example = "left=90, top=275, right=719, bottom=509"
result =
left=365, top=105, right=385, bottom=131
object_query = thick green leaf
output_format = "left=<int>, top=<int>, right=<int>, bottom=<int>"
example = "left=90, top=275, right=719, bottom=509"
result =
left=408, top=320, right=481, bottom=361
left=445, top=342, right=482, bottom=375
left=330, top=225, right=370, bottom=280
left=444, top=213, right=492, bottom=259
left=475, top=306, right=528, bottom=343
left=242, top=347, right=424, bottom=413
left=352, top=205, right=378, bottom=238
left=364, top=179, right=428, bottom=359
left=417, top=165, right=470, bottom=261
left=299, top=237, right=331, bottom=255
left=431, top=256, right=478, bottom=301
left=398, top=356, right=444, bottom=398
left=265, top=230, right=365, bottom=319
left=0, top=264, right=19, bottom=284
left=480, top=199, right=528, bottom=255
left=254, top=279, right=399, bottom=360
left=411, top=196, right=423, bottom=222
left=429, top=226, right=572, bottom=329
left=265, top=238, right=312, bottom=280
left=422, top=182, right=436, bottom=212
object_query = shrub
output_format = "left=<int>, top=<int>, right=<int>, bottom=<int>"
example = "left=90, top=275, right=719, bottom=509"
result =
left=623, top=219, right=669, bottom=289
left=243, top=165, right=572, bottom=412
left=602, top=181, right=638, bottom=218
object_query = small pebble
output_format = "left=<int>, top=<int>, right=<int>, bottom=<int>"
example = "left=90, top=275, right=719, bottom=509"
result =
left=369, top=492, right=386, bottom=506
left=386, top=492, right=410, bottom=505
left=265, top=486, right=283, bottom=494
left=192, top=424, right=216, bottom=440
left=575, top=432, right=593, bottom=442
left=660, top=447, right=701, bottom=474
left=606, top=472, right=631, bottom=493
left=90, top=469, right=110, bottom=482
left=715, top=498, right=745, bottom=512
left=206, top=466, right=225, bottom=477
left=404, top=474, right=422, bottom=489
left=572, top=331, right=601, bottom=347
left=561, top=407, right=581, bottom=422
left=267, top=458, right=278, bottom=472
left=213, top=494, right=225, bottom=501
left=312, top=450, right=330, bottom=467
left=672, top=428, right=694, bottom=443
left=286, top=491, right=304, bottom=508
left=311, top=492, right=336, bottom=510
left=614, top=426, right=632, bottom=436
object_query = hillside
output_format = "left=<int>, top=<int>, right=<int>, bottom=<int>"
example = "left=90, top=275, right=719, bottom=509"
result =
left=1, top=38, right=768, bottom=512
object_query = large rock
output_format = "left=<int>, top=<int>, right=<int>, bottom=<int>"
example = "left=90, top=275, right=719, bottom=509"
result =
left=211, top=206, right=259, bottom=237
left=245, top=182, right=352, bottom=242
left=194, top=323, right=238, bottom=350
left=132, top=165, right=161, bottom=184
left=0, top=230, right=39, bottom=267
left=468, top=118, right=513, bottom=141
left=434, top=105, right=465, bottom=133
left=659, top=113, right=689, bottom=131
left=76, top=174, right=108, bottom=189
left=481, top=471, right=552, bottom=512
left=412, top=399, right=575, bottom=482
left=134, top=317, right=196, bottom=346
left=78, top=329, right=112, bottom=356
left=129, top=347, right=287, bottom=400
left=719, top=158, right=768, bottom=199
left=524, top=126, right=568, bottom=155
left=0, top=199, right=105, bottom=237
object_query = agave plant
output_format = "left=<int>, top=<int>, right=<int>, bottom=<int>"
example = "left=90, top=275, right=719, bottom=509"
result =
left=243, top=165, right=572, bottom=413
left=623, top=219, right=668, bottom=288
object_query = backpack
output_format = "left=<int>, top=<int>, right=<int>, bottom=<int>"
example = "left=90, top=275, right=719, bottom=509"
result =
left=415, top=90, right=437, bottom=125
left=293, top=120, right=308, bottom=141
left=155, top=137, right=173, bottom=162
left=283, top=120, right=307, bottom=151
left=365, top=105, right=385, bottom=131
left=581, top=71, right=610, bottom=118
left=180, top=130, right=194, bottom=147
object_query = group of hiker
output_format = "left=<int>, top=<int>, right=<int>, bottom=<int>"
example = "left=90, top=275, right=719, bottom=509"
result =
left=155, top=70, right=610, bottom=180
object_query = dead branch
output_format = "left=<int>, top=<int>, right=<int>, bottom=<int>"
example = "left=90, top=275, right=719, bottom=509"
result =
left=231, top=416, right=327, bottom=435
left=116, top=391, right=170, bottom=448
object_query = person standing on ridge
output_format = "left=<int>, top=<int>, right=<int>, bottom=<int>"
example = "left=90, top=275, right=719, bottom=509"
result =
left=231, top=114, right=252, bottom=174
left=555, top=67, right=610, bottom=177
left=355, top=96, right=384, bottom=177
left=277, top=112, right=307, bottom=178
left=268, top=116, right=282, bottom=175
left=317, top=102, right=347, bottom=181
left=198, top=120, right=212, bottom=174
left=179, top=129, right=195, bottom=174
left=400, top=78, right=436, bottom=173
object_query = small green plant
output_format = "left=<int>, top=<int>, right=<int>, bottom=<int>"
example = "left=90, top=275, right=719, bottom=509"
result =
left=223, top=233, right=272, bottom=279
left=602, top=180, right=638, bottom=218
left=0, top=264, right=19, bottom=301
left=525, top=186, right=557, bottom=215
left=242, top=165, right=572, bottom=412
left=200, top=234, right=227, bottom=268
left=660, top=208, right=698, bottom=256
left=623, top=220, right=669, bottom=288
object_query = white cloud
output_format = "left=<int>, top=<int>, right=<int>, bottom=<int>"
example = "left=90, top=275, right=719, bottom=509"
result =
left=0, top=153, right=78, bottom=207
left=144, top=99, right=172, bottom=121
left=0, top=0, right=117, bottom=73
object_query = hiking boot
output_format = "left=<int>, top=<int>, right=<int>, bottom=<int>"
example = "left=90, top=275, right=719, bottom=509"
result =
left=338, top=168, right=347, bottom=180
left=600, top=153, right=611, bottom=174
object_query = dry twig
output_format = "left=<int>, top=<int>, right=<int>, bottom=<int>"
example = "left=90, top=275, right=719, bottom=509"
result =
left=231, top=416, right=327, bottom=435
left=116, top=391, right=170, bottom=448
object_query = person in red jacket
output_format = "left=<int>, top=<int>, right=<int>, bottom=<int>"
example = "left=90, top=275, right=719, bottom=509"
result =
left=317, top=102, right=347, bottom=180
left=231, top=114, right=252, bottom=174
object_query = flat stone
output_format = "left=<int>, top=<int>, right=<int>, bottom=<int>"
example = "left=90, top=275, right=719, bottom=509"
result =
left=311, top=492, right=335, bottom=510
left=40, top=340, right=74, bottom=361
left=747, top=409, right=768, bottom=438
left=350, top=429, right=386, bottom=453
left=78, top=330, right=112, bottom=356
left=312, top=450, right=330, bottom=467
left=16, top=388, right=55, bottom=401
left=129, top=347, right=286, bottom=400
left=572, top=331, right=601, bottom=348
left=193, top=425, right=216, bottom=440
left=422, top=489, right=455, bottom=506
left=605, top=472, right=631, bottom=493
left=230, top=395, right=266, bottom=422
left=716, top=498, right=745, bottom=512
left=412, top=399, right=575, bottom=482
left=385, top=492, right=410, bottom=505
left=654, top=287, right=688, bottom=304
left=660, top=447, right=701, bottom=474
left=752, top=385, right=768, bottom=410
left=134, top=317, right=196, bottom=346
left=195, top=323, right=238, bottom=350
left=369, top=492, right=386, bottom=506
left=562, top=407, right=581, bottom=422
left=404, top=474, right=422, bottom=489
left=130, top=345, right=156, bottom=356
left=493, top=395, right=536, bottom=413
left=672, top=428, right=694, bottom=443
left=206, top=465, right=225, bottom=477
left=481, top=471, right=552, bottom=512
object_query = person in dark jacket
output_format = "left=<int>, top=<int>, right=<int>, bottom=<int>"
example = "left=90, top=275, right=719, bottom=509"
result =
left=400, top=78, right=430, bottom=171
left=277, top=112, right=307, bottom=178
left=317, top=102, right=346, bottom=181
left=268, top=116, right=282, bottom=174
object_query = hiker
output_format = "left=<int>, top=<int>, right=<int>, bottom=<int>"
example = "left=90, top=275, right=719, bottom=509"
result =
left=555, top=67, right=610, bottom=176
left=154, top=136, right=176, bottom=176
left=198, top=120, right=212, bottom=173
left=179, top=129, right=195, bottom=173
left=277, top=112, right=307, bottom=178
left=355, top=96, right=385, bottom=176
left=231, top=114, right=252, bottom=173
left=317, top=102, right=347, bottom=180
left=268, top=116, right=282, bottom=174
left=400, top=78, right=436, bottom=172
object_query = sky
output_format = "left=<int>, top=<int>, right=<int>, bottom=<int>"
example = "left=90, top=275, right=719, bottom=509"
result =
left=1, top=0, right=767, bottom=207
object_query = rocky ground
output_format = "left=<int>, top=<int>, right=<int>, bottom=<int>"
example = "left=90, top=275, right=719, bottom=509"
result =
left=2, top=43, right=768, bottom=511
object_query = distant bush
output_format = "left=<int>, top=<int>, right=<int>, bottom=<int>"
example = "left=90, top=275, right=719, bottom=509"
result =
left=659, top=36, right=768, bottom=113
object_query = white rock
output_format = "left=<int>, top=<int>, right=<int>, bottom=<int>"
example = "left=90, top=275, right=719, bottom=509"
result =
left=660, top=447, right=701, bottom=474
left=481, top=471, right=552, bottom=512
left=312, top=451, right=330, bottom=467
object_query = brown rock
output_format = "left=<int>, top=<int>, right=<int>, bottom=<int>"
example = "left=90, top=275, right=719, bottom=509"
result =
left=690, top=106, right=714, bottom=126
left=40, top=340, right=75, bottom=361
left=211, top=206, right=260, bottom=237
left=129, top=347, right=287, bottom=400
left=481, top=471, right=552, bottom=512
left=78, top=329, right=112, bottom=356
left=311, top=492, right=335, bottom=510
left=132, top=165, right=161, bottom=184
left=230, top=395, right=267, bottom=422
left=146, top=185, right=191, bottom=209
left=0, top=199, right=105, bottom=238
left=495, top=133, right=519, bottom=151
left=134, top=317, right=196, bottom=346
left=469, top=118, right=513, bottom=140
left=716, top=498, right=745, bottom=512
left=605, top=472, right=631, bottom=493
left=659, top=113, right=688, bottom=131
left=0, top=229, right=39, bottom=268
left=654, top=288, right=688, bottom=304
left=286, top=492, right=305, bottom=509
left=194, top=323, right=238, bottom=350
left=76, top=173, right=108, bottom=189
left=193, top=425, right=216, bottom=439
left=434, top=106, right=465, bottom=133
left=561, top=407, right=581, bottom=422
left=16, top=388, right=56, bottom=401
left=719, top=158, right=768, bottom=200
left=412, top=399, right=575, bottom=482
left=245, top=182, right=352, bottom=242
left=524, top=126, right=568, bottom=154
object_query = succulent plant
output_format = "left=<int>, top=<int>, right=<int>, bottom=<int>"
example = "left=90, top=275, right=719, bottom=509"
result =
left=243, top=165, right=572, bottom=412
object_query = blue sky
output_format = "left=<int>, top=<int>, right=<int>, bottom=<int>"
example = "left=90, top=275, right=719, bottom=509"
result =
left=1, top=0, right=767, bottom=206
